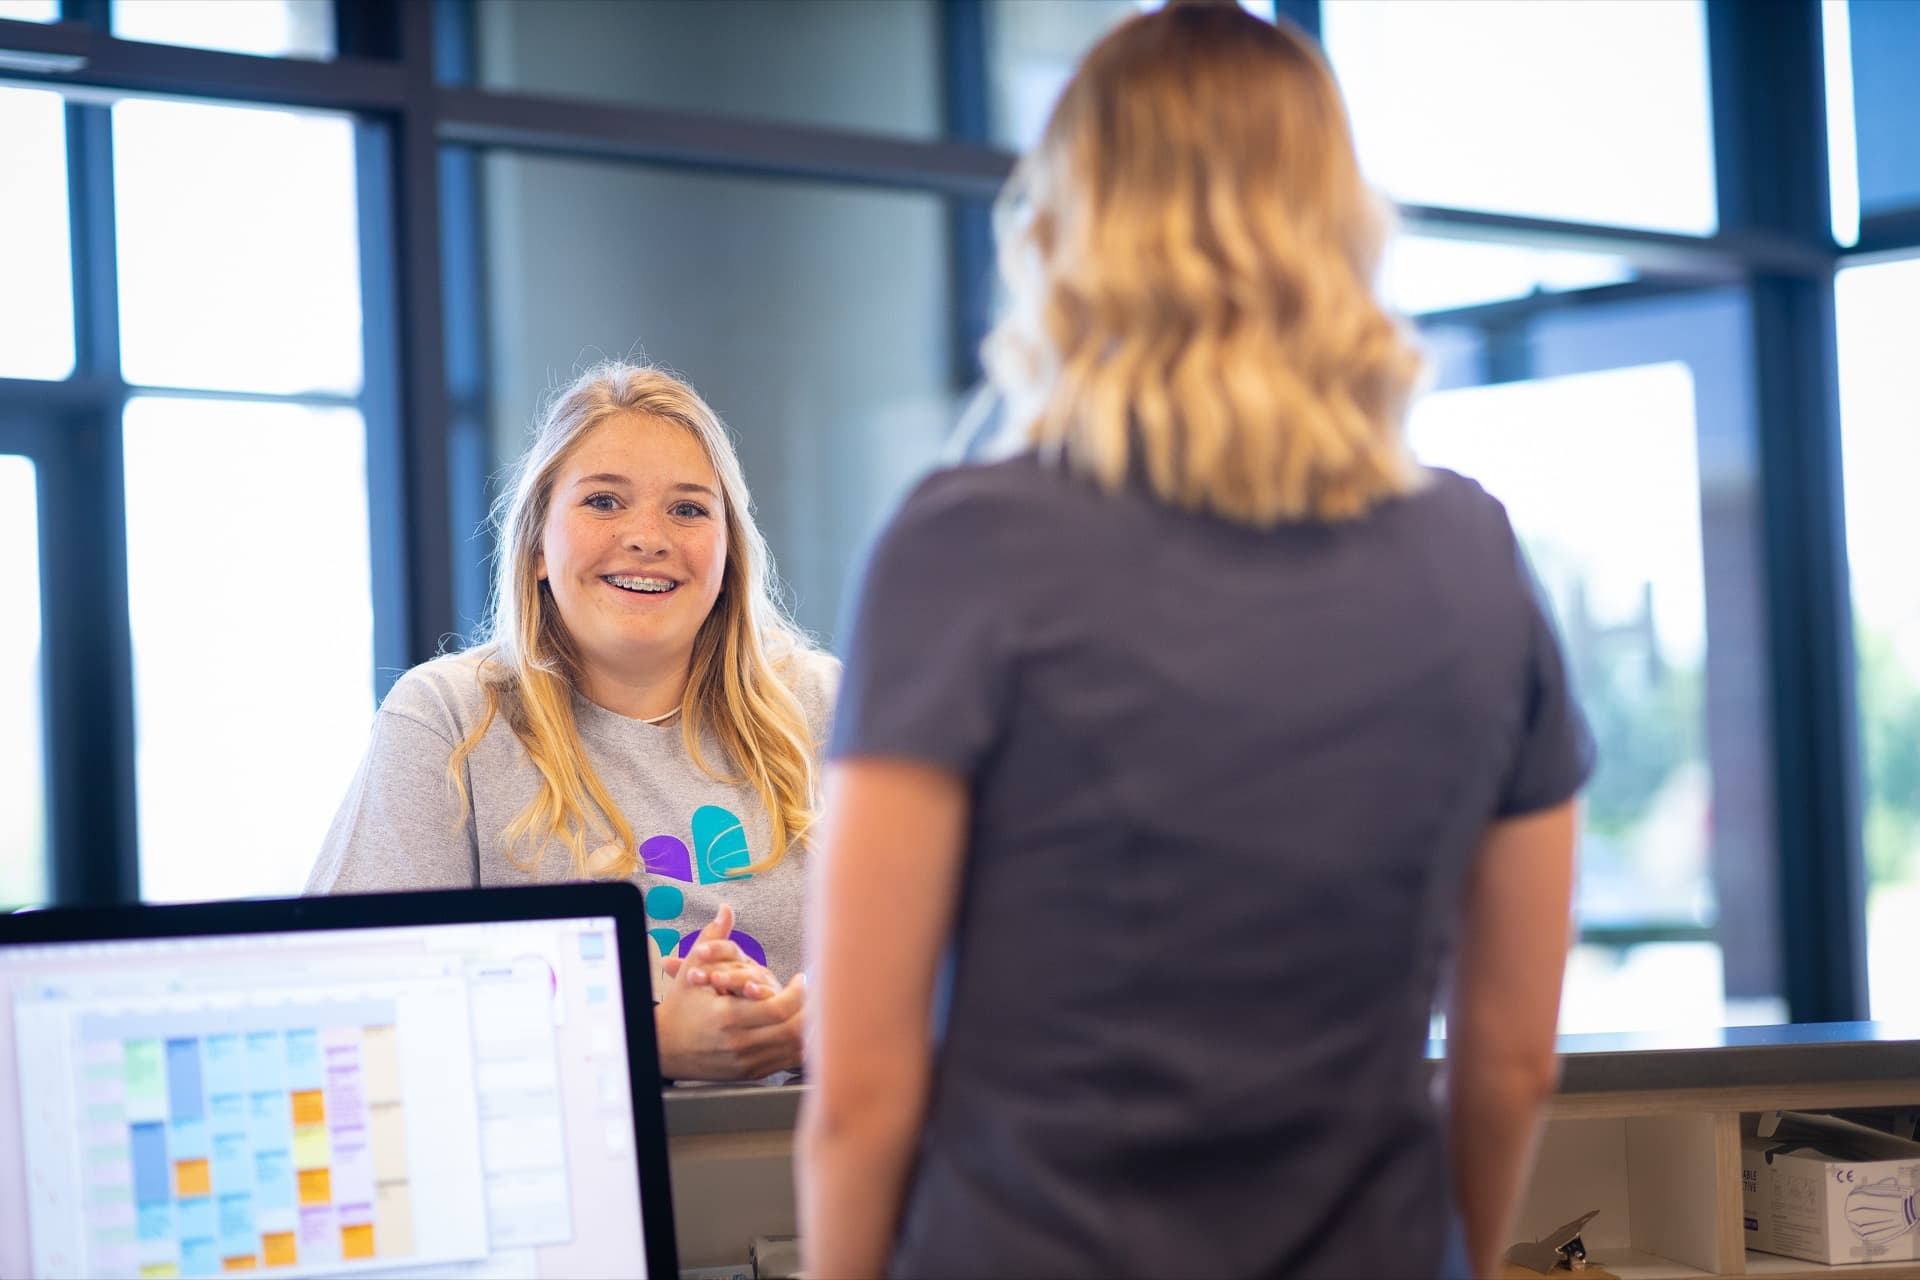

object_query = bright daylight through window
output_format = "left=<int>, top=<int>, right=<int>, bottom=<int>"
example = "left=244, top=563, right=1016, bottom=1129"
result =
left=1411, top=365, right=1721, bottom=1033
left=112, top=97, right=374, bottom=902
left=0, top=458, right=46, bottom=910
left=1837, top=256, right=1920, bottom=1025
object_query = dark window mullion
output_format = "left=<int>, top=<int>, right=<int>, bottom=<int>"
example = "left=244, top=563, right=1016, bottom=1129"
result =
left=1707, top=0, right=1864, bottom=1022
left=48, top=98, right=138, bottom=905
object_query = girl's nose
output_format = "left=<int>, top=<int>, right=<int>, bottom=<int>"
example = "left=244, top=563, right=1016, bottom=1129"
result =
left=622, top=513, right=668, bottom=556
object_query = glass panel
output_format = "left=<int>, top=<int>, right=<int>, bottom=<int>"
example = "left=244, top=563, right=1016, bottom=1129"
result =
left=109, top=0, right=336, bottom=60
left=0, top=456, right=48, bottom=909
left=1411, top=364, right=1732, bottom=1032
left=984, top=0, right=1134, bottom=150
left=0, top=1, right=60, bottom=20
left=472, top=0, right=940, bottom=140
left=1823, top=0, right=1861, bottom=246
left=123, top=397, right=375, bottom=902
left=1845, top=0, right=1920, bottom=218
left=480, top=153, right=960, bottom=644
left=1323, top=0, right=1717, bottom=234
left=984, top=0, right=1283, bottom=151
left=0, top=87, right=75, bottom=381
left=113, top=98, right=362, bottom=395
left=1384, top=235, right=1635, bottom=317
left=1837, top=257, right=1920, bottom=1024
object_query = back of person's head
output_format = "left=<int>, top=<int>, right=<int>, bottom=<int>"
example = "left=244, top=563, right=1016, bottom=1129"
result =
left=453, top=361, right=818, bottom=878
left=985, top=0, right=1423, bottom=525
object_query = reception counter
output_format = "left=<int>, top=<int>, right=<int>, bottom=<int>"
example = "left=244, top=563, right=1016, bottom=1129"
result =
left=663, top=1023, right=1920, bottom=1277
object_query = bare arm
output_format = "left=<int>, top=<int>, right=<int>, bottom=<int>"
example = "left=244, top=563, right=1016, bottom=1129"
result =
left=1446, top=800, right=1578, bottom=1277
left=797, top=760, right=969, bottom=1280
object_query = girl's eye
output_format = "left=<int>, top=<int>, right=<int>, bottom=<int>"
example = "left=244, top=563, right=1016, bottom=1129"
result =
left=584, top=493, right=620, bottom=512
left=670, top=501, right=709, bottom=519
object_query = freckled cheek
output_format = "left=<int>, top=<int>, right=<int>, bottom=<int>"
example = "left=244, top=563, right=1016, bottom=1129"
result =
left=696, top=536, right=726, bottom=594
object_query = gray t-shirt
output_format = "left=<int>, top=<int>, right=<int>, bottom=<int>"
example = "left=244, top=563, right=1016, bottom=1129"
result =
left=831, top=455, right=1593, bottom=1279
left=307, top=646, right=840, bottom=986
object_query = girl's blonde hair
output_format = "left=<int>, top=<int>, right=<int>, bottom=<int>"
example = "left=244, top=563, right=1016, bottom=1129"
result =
left=984, top=1, right=1424, bottom=525
left=449, top=362, right=819, bottom=878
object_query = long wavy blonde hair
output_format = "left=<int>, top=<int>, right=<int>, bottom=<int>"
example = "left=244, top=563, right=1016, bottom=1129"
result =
left=984, top=1, right=1424, bottom=525
left=449, top=363, right=819, bottom=878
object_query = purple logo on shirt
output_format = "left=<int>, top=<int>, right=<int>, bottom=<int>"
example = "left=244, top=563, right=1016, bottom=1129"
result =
left=642, top=805, right=768, bottom=967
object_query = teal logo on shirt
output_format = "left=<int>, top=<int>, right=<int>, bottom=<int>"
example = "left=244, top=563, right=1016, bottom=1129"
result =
left=641, top=805, right=768, bottom=967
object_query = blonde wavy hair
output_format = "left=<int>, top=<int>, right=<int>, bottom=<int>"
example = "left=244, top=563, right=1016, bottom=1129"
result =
left=984, top=1, right=1424, bottom=525
left=449, top=363, right=819, bottom=879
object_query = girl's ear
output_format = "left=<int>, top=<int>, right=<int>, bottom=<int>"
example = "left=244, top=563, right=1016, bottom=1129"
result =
left=534, top=545, right=548, bottom=582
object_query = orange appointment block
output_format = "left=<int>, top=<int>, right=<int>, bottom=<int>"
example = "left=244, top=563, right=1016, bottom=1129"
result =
left=221, top=1257, right=257, bottom=1271
left=297, top=1167, right=332, bottom=1205
left=341, top=1224, right=375, bottom=1260
left=174, top=1158, right=211, bottom=1198
left=261, top=1233, right=296, bottom=1267
left=290, top=1090, right=325, bottom=1126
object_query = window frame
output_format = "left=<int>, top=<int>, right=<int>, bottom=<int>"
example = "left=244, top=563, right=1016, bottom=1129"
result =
left=0, top=0, right=1909, bottom=1024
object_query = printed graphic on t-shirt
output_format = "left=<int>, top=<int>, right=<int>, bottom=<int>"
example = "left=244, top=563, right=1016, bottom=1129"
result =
left=639, top=804, right=768, bottom=966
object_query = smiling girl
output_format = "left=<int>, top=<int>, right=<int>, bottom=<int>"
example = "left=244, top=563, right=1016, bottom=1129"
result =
left=308, top=362, right=837, bottom=1082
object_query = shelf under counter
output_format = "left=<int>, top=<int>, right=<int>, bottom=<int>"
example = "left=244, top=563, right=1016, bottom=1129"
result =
left=658, top=1025, right=1920, bottom=1272
left=662, top=1081, right=806, bottom=1138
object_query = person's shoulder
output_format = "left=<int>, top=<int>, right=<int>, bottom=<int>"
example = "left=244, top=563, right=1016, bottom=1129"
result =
left=1398, top=466, right=1522, bottom=554
left=883, top=453, right=1068, bottom=553
left=905, top=453, right=1062, bottom=516
left=770, top=639, right=842, bottom=744
left=378, top=649, right=501, bottom=744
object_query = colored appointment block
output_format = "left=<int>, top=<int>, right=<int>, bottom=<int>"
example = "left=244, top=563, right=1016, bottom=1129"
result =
left=221, top=1256, right=257, bottom=1271
left=297, top=1168, right=331, bottom=1205
left=175, top=1158, right=212, bottom=1198
left=261, top=1232, right=296, bottom=1266
left=290, top=1090, right=325, bottom=1127
left=341, top=1224, right=374, bottom=1260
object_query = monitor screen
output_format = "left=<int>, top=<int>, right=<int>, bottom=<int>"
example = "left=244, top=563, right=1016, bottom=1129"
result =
left=0, top=914, right=652, bottom=1279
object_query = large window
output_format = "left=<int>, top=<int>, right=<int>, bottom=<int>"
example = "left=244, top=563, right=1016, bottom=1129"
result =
left=478, top=153, right=962, bottom=643
left=110, top=98, right=374, bottom=901
left=109, top=0, right=336, bottom=59
left=123, top=397, right=374, bottom=903
left=470, top=0, right=941, bottom=140
left=112, top=100, right=363, bottom=396
left=1837, top=0, right=1920, bottom=221
left=1, top=0, right=1914, bottom=1035
left=0, top=87, right=74, bottom=382
left=1323, top=0, right=1717, bottom=233
left=1383, top=237, right=1634, bottom=317
left=1405, top=281, right=1782, bottom=1032
left=0, top=455, right=45, bottom=909
left=1836, top=256, right=1920, bottom=1024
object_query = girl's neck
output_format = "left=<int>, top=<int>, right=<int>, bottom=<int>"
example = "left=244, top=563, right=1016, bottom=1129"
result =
left=576, top=659, right=690, bottom=723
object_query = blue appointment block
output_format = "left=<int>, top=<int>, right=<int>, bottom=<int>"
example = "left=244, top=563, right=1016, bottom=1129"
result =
left=166, top=1038, right=205, bottom=1122
left=130, top=1122, right=170, bottom=1205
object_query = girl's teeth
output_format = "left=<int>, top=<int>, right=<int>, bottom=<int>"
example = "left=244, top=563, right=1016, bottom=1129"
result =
left=606, top=575, right=675, bottom=593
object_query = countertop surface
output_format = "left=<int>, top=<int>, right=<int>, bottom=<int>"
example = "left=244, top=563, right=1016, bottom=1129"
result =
left=661, top=1022, right=1920, bottom=1135
left=1547, top=1020, right=1920, bottom=1093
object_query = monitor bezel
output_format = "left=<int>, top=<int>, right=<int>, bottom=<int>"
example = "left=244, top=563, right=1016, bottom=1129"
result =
left=0, top=882, right=678, bottom=1280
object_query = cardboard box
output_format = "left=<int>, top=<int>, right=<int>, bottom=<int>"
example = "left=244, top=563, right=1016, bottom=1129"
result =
left=1743, top=1112, right=1920, bottom=1266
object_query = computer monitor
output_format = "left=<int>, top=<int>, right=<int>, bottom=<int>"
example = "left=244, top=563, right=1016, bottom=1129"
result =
left=0, top=884, right=677, bottom=1280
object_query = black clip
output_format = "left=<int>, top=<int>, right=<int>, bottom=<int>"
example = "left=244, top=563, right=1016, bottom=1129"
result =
left=1506, top=1210, right=1601, bottom=1274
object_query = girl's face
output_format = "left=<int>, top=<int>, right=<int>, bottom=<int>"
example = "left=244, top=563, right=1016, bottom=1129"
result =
left=536, top=412, right=729, bottom=690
